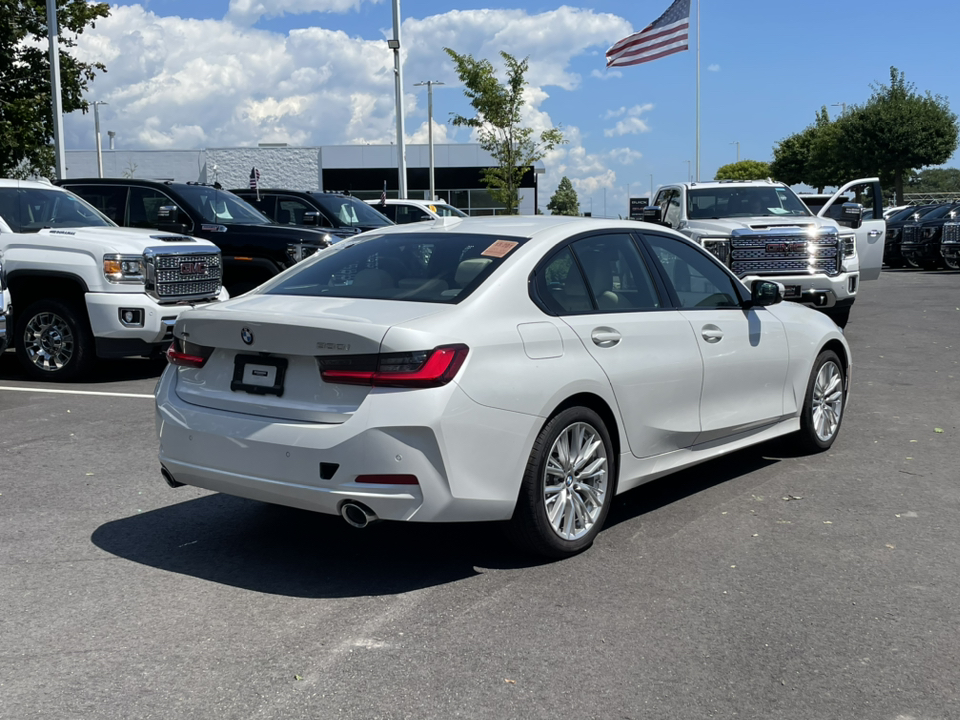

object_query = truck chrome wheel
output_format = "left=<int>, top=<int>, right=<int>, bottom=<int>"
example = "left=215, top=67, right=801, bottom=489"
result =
left=14, top=299, right=94, bottom=382
left=543, top=422, right=609, bottom=541
left=811, top=360, right=843, bottom=442
left=23, top=311, right=75, bottom=372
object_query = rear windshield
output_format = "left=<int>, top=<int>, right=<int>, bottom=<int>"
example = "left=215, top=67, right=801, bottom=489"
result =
left=263, top=232, right=527, bottom=303
left=0, top=187, right=115, bottom=233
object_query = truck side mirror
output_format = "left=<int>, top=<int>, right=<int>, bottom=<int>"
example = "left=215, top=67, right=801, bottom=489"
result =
left=750, top=280, right=784, bottom=307
left=642, top=206, right=663, bottom=224
left=839, top=202, right=864, bottom=230
left=302, top=211, right=321, bottom=227
left=157, top=205, right=189, bottom=233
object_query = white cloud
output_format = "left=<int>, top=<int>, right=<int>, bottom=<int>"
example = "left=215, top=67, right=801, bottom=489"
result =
left=591, top=68, right=622, bottom=80
left=708, top=63, right=720, bottom=72
left=226, top=0, right=382, bottom=25
left=69, top=4, right=640, bottom=209
left=608, top=147, right=642, bottom=165
left=603, top=103, right=654, bottom=137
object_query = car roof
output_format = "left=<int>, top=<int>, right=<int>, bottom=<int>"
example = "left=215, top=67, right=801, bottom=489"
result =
left=369, top=199, right=456, bottom=206
left=0, top=178, right=68, bottom=191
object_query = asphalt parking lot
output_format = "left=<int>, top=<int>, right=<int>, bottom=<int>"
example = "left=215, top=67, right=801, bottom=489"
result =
left=1, top=268, right=958, bottom=720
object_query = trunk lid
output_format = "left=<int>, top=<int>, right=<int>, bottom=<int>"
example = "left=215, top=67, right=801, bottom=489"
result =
left=172, top=294, right=448, bottom=422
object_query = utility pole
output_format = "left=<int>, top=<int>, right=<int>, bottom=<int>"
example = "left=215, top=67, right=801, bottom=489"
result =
left=388, top=0, right=407, bottom=198
left=93, top=101, right=108, bottom=178
left=831, top=102, right=846, bottom=117
left=46, top=0, right=66, bottom=179
left=730, top=140, right=740, bottom=163
left=414, top=80, right=444, bottom=201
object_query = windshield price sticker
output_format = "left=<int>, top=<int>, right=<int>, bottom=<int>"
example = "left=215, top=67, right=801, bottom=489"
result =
left=481, top=240, right=519, bottom=258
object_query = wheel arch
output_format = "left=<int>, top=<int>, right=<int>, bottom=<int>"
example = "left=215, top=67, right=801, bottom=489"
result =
left=8, top=271, right=88, bottom=311
left=820, top=338, right=850, bottom=395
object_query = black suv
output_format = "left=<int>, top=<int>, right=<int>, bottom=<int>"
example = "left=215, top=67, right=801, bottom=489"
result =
left=900, top=203, right=960, bottom=270
left=58, top=179, right=336, bottom=294
left=884, top=204, right=939, bottom=268
left=231, top=189, right=393, bottom=234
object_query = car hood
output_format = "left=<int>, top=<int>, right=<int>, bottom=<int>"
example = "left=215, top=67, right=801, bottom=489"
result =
left=31, top=226, right=216, bottom=254
left=685, top=217, right=831, bottom=235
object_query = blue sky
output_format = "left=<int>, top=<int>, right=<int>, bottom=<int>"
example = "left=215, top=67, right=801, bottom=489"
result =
left=65, top=0, right=960, bottom=214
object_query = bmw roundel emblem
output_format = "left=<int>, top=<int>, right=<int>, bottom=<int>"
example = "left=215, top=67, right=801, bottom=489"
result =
left=241, top=327, right=254, bottom=345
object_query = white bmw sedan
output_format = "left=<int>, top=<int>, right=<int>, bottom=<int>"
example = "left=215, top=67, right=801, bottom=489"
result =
left=155, top=216, right=850, bottom=557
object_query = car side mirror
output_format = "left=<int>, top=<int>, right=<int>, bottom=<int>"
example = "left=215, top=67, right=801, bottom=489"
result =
left=642, top=206, right=664, bottom=224
left=157, top=205, right=189, bottom=233
left=302, top=211, right=321, bottom=227
left=838, top=202, right=864, bottom=230
left=750, top=279, right=783, bottom=307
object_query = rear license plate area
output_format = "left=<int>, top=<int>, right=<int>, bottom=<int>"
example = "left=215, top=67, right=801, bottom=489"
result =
left=783, top=285, right=801, bottom=299
left=231, top=354, right=288, bottom=396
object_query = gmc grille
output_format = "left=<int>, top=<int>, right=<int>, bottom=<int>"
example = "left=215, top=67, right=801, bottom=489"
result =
left=727, top=230, right=841, bottom=278
left=942, top=223, right=960, bottom=243
left=145, top=248, right=223, bottom=302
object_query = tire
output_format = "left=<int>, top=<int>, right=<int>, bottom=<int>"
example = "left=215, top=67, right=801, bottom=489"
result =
left=507, top=406, right=615, bottom=558
left=905, top=256, right=920, bottom=268
left=794, top=350, right=845, bottom=454
left=824, top=305, right=851, bottom=329
left=15, top=299, right=95, bottom=381
left=944, top=255, right=960, bottom=270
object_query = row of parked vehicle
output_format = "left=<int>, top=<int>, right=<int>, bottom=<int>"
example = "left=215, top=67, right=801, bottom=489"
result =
left=883, top=202, right=960, bottom=270
left=0, top=177, right=468, bottom=380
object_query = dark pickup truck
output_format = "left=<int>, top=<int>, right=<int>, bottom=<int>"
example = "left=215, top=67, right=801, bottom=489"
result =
left=899, top=203, right=960, bottom=270
left=58, top=179, right=336, bottom=294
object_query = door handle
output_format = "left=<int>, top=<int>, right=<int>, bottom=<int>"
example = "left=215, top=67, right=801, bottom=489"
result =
left=868, top=230, right=882, bottom=238
left=591, top=327, right=621, bottom=348
left=701, top=324, right=723, bottom=343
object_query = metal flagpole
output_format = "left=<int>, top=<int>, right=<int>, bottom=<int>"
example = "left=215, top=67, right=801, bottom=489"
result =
left=695, top=0, right=700, bottom=182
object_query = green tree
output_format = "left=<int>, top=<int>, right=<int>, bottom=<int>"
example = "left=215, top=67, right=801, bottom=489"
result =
left=714, top=159, right=772, bottom=181
left=770, top=107, right=849, bottom=191
left=1, top=0, right=110, bottom=178
left=546, top=176, right=579, bottom=215
left=444, top=48, right=566, bottom=214
left=842, top=67, right=958, bottom=203
left=906, top=167, right=960, bottom=193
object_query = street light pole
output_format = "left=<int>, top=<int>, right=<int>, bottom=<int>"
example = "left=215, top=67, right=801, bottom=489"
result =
left=388, top=0, right=407, bottom=198
left=414, top=80, right=444, bottom=201
left=730, top=140, right=740, bottom=163
left=45, top=0, right=66, bottom=179
left=685, top=160, right=691, bottom=182
left=93, top=101, right=108, bottom=178
left=832, top=102, right=846, bottom=117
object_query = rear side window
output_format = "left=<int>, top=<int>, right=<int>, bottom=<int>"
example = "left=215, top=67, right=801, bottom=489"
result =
left=264, top=232, right=527, bottom=303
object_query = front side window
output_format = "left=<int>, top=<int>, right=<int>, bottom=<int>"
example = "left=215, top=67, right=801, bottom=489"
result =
left=14, top=188, right=114, bottom=233
left=644, top=234, right=741, bottom=309
left=277, top=196, right=314, bottom=225
left=663, top=189, right=682, bottom=227
left=263, top=232, right=527, bottom=303
left=394, top=204, right=433, bottom=224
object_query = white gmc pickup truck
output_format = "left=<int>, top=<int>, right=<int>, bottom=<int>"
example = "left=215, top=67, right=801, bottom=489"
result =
left=645, top=178, right=885, bottom=326
left=0, top=179, right=228, bottom=380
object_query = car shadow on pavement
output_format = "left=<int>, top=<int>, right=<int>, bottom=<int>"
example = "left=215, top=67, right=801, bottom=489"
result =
left=91, top=446, right=782, bottom=598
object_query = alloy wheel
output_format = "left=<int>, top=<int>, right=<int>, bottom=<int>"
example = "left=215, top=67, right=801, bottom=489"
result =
left=812, top=361, right=843, bottom=442
left=542, top=422, right=608, bottom=541
left=23, top=311, right=75, bottom=372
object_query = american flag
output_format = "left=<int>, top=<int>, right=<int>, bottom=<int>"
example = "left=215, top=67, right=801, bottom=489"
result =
left=249, top=167, right=260, bottom=190
left=380, top=180, right=387, bottom=206
left=606, top=0, right=690, bottom=68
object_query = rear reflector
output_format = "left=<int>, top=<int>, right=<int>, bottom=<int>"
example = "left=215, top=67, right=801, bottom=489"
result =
left=166, top=337, right=213, bottom=368
left=355, top=474, right=420, bottom=485
left=318, top=344, right=468, bottom=388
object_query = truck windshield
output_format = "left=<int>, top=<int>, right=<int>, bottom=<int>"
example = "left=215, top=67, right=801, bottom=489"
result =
left=688, top=186, right=812, bottom=219
left=310, top=195, right=393, bottom=229
left=176, top=185, right=271, bottom=225
left=0, top=188, right=116, bottom=233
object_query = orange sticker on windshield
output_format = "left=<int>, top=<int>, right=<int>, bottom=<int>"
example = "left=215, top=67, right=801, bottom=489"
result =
left=481, top=240, right=519, bottom=258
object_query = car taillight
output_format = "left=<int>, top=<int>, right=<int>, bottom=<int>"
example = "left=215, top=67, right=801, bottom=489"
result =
left=166, top=336, right=214, bottom=368
left=317, top=345, right=468, bottom=388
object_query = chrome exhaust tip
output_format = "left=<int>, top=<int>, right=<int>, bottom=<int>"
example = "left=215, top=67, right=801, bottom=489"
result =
left=340, top=501, right=378, bottom=529
left=161, top=466, right=184, bottom=488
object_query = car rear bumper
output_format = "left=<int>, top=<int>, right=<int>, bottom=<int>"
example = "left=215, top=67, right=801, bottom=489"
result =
left=155, top=366, right=540, bottom=523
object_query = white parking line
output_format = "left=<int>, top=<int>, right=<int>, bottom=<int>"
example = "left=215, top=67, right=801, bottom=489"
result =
left=0, top=386, right=153, bottom=399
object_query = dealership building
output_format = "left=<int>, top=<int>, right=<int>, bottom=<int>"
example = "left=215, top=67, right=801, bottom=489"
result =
left=63, top=144, right=543, bottom=216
